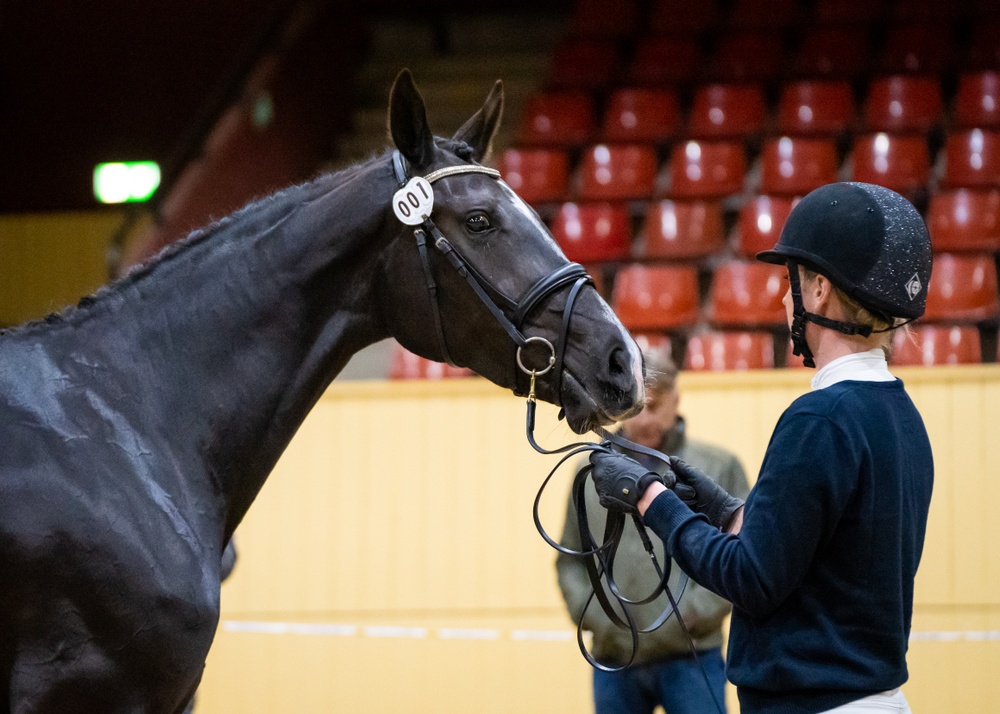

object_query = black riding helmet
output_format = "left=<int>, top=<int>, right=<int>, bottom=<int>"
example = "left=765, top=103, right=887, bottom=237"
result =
left=757, top=182, right=932, bottom=367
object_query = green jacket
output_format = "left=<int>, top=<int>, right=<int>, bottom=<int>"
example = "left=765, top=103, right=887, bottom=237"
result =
left=555, top=417, right=749, bottom=666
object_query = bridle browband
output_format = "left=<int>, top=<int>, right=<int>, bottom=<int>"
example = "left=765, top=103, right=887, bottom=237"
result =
left=392, top=150, right=592, bottom=398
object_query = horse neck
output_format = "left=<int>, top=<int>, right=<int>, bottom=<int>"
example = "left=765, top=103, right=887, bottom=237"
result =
left=67, top=159, right=394, bottom=530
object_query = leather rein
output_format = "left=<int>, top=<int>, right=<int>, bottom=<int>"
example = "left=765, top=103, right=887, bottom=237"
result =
left=390, top=151, right=721, bottom=712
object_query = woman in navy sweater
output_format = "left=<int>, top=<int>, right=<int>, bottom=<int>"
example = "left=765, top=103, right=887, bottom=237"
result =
left=592, top=182, right=934, bottom=714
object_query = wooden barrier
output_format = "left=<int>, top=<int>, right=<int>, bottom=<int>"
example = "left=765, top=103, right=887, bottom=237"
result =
left=197, top=366, right=1000, bottom=713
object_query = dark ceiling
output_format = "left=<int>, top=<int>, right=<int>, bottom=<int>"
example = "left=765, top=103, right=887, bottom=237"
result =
left=0, top=0, right=300, bottom=213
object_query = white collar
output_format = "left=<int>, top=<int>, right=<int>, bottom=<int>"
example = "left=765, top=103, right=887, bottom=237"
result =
left=811, top=349, right=896, bottom=391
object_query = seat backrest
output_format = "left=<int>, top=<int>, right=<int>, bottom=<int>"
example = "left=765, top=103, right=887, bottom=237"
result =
left=736, top=195, right=796, bottom=257
left=926, top=189, right=1000, bottom=252
left=953, top=71, right=1000, bottom=130
left=601, top=87, right=681, bottom=143
left=627, top=35, right=702, bottom=86
left=760, top=136, right=840, bottom=197
left=641, top=199, right=726, bottom=259
left=569, top=0, right=640, bottom=38
left=684, top=330, right=776, bottom=371
left=668, top=140, right=747, bottom=199
left=549, top=39, right=619, bottom=90
left=611, top=263, right=701, bottom=330
left=518, top=91, right=595, bottom=147
left=577, top=144, right=659, bottom=201
left=793, top=26, right=872, bottom=79
left=497, top=148, right=569, bottom=205
left=648, top=0, right=719, bottom=34
left=550, top=202, right=633, bottom=263
left=891, top=324, right=982, bottom=366
left=850, top=132, right=930, bottom=193
left=688, top=83, right=768, bottom=139
left=709, top=261, right=788, bottom=326
left=777, top=80, right=855, bottom=136
left=879, top=23, right=954, bottom=74
left=941, top=129, right=1000, bottom=190
left=923, top=252, right=1000, bottom=323
left=863, top=74, right=943, bottom=133
left=710, top=31, right=785, bottom=82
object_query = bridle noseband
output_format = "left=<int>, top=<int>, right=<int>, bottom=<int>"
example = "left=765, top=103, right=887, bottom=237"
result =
left=391, top=150, right=592, bottom=399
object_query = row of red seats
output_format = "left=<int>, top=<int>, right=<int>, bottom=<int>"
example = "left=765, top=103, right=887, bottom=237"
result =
left=521, top=74, right=1000, bottom=146
left=502, top=129, right=1000, bottom=203
left=610, top=253, right=1000, bottom=332
left=389, top=320, right=986, bottom=378
left=566, top=0, right=996, bottom=39
left=543, top=191, right=1000, bottom=263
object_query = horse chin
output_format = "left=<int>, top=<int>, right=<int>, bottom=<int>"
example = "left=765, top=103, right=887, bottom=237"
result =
left=559, top=369, right=637, bottom=435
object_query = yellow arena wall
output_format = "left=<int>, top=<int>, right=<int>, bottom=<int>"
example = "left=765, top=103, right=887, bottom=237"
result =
left=197, top=366, right=1000, bottom=713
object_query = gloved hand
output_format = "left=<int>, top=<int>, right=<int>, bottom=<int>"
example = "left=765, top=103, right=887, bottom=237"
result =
left=589, top=450, right=672, bottom=513
left=669, top=456, right=744, bottom=530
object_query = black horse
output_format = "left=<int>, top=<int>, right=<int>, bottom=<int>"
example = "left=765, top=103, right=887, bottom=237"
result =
left=0, top=71, right=644, bottom=713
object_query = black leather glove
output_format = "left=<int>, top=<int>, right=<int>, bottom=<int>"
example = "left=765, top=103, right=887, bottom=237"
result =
left=669, top=456, right=744, bottom=530
left=589, top=451, right=671, bottom=513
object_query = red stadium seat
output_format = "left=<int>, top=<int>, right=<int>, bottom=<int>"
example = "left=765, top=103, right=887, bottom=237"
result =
left=879, top=24, right=955, bottom=75
left=612, top=264, right=701, bottom=331
left=710, top=32, right=785, bottom=82
left=812, top=0, right=889, bottom=26
left=777, top=80, right=855, bottom=137
left=923, top=253, right=1000, bottom=323
left=726, top=0, right=802, bottom=29
left=577, top=144, right=659, bottom=201
left=685, top=331, right=775, bottom=371
left=518, top=91, right=595, bottom=147
left=631, top=332, right=672, bottom=355
left=550, top=202, right=633, bottom=263
left=941, top=129, right=1000, bottom=190
left=649, top=0, right=719, bottom=34
left=549, top=39, right=619, bottom=90
left=627, top=36, right=702, bottom=87
left=688, top=83, right=768, bottom=139
left=926, top=189, right=1000, bottom=252
left=760, top=136, right=840, bottom=197
left=641, top=199, right=726, bottom=259
left=389, top=345, right=475, bottom=380
left=953, top=71, right=1000, bottom=130
left=850, top=133, right=930, bottom=194
left=793, top=26, right=872, bottom=79
left=709, top=261, right=788, bottom=327
left=891, top=325, right=982, bottom=366
left=569, top=0, right=640, bottom=38
left=968, top=21, right=1000, bottom=71
left=667, top=140, right=747, bottom=199
left=736, top=195, right=796, bottom=257
left=784, top=339, right=809, bottom=369
left=497, top=148, right=569, bottom=205
left=601, top=88, right=681, bottom=144
left=890, top=1, right=963, bottom=26
left=863, top=75, right=943, bottom=133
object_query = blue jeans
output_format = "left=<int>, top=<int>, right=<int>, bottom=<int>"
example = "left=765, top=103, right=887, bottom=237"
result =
left=592, top=648, right=727, bottom=714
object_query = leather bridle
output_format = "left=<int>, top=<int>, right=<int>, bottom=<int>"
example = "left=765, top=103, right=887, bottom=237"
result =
left=392, top=150, right=592, bottom=398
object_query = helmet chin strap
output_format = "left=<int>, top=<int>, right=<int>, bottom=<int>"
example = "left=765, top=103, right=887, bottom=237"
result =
left=787, top=261, right=878, bottom=369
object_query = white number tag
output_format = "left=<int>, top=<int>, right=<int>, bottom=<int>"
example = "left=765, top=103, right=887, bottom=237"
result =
left=392, top=177, right=434, bottom=225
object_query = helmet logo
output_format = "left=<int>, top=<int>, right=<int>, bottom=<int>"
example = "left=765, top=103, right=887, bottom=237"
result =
left=905, top=273, right=922, bottom=300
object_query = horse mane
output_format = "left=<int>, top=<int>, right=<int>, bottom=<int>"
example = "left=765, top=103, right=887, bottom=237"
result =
left=1, top=151, right=398, bottom=339
left=2, top=139, right=477, bottom=339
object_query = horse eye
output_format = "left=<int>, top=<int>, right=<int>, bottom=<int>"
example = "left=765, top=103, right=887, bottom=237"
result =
left=465, top=213, right=492, bottom=233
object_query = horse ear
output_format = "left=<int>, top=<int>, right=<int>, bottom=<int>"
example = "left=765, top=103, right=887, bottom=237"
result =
left=388, top=69, right=436, bottom=170
left=452, top=80, right=504, bottom=163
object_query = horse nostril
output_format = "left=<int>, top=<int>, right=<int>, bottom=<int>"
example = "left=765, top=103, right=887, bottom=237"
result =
left=608, top=347, right=627, bottom=377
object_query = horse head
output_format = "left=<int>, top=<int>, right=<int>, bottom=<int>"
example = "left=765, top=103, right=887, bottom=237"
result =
left=378, top=70, right=644, bottom=433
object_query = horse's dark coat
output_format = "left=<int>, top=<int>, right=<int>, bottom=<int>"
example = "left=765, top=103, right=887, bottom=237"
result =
left=0, top=71, right=643, bottom=713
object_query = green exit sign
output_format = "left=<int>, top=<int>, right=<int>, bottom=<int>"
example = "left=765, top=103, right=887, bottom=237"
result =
left=93, top=161, right=161, bottom=204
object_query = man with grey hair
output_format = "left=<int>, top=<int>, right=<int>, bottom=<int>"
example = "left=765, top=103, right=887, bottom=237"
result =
left=556, top=348, right=748, bottom=714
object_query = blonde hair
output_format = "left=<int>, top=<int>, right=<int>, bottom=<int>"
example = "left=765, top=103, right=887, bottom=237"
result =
left=801, top=267, right=897, bottom=352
